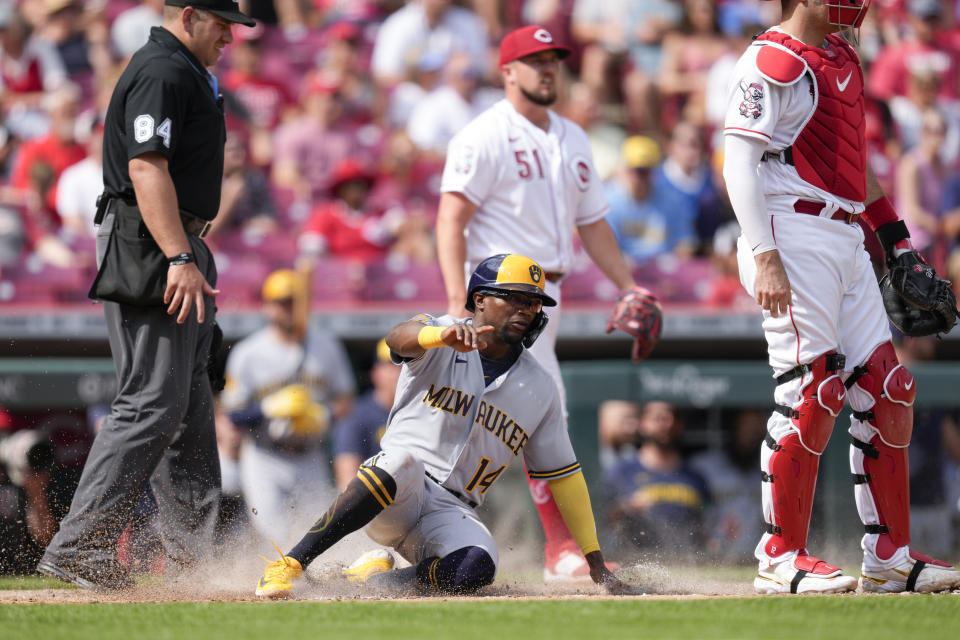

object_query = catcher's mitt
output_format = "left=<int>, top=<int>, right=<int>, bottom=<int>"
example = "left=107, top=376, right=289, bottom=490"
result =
left=606, top=285, right=662, bottom=361
left=880, top=272, right=958, bottom=337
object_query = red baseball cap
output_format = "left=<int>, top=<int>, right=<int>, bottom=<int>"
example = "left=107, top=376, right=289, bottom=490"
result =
left=330, top=159, right=375, bottom=192
left=325, top=21, right=361, bottom=43
left=304, top=72, right=341, bottom=96
left=498, top=25, right=571, bottom=67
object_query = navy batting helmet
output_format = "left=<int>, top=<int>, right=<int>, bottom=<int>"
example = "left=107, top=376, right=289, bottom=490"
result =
left=465, top=254, right=558, bottom=312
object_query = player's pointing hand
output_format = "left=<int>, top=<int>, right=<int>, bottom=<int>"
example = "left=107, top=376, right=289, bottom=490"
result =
left=442, top=323, right=494, bottom=352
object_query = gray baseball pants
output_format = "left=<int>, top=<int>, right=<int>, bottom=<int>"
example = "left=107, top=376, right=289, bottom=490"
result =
left=42, top=211, right=221, bottom=573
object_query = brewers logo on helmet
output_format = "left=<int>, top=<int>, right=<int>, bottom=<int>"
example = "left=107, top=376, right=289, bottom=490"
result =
left=465, top=254, right=558, bottom=312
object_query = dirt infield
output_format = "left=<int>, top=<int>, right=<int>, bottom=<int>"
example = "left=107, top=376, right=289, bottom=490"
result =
left=0, top=561, right=757, bottom=604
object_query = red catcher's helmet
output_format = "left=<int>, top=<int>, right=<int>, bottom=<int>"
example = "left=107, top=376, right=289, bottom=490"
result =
left=763, top=0, right=872, bottom=30
left=826, top=0, right=872, bottom=28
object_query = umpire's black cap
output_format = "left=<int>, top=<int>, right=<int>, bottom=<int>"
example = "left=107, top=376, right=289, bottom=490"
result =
left=165, top=0, right=255, bottom=26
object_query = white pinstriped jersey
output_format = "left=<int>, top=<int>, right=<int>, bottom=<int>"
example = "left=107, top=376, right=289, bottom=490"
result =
left=380, top=314, right=579, bottom=506
left=441, top=99, right=609, bottom=274
left=722, top=28, right=866, bottom=214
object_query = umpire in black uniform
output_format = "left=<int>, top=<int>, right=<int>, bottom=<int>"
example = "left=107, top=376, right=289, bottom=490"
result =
left=39, top=0, right=253, bottom=589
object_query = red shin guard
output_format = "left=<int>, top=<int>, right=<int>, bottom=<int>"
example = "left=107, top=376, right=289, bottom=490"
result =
left=764, top=432, right=821, bottom=557
left=855, top=435, right=911, bottom=553
left=849, top=342, right=915, bottom=554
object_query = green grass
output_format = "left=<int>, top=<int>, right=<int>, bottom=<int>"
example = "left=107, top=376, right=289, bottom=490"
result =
left=0, top=575, right=77, bottom=590
left=2, top=596, right=960, bottom=640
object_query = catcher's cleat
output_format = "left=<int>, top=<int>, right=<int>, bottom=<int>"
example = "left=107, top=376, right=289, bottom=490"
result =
left=37, top=556, right=134, bottom=591
left=342, top=549, right=395, bottom=583
left=256, top=542, right=303, bottom=599
left=859, top=551, right=960, bottom=593
left=754, top=553, right=857, bottom=594
left=543, top=548, right=620, bottom=583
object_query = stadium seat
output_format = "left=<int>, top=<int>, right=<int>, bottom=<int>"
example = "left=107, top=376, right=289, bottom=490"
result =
left=213, top=254, right=271, bottom=307
left=636, top=256, right=712, bottom=303
left=0, top=261, right=89, bottom=304
left=560, top=260, right=621, bottom=303
left=310, top=258, right=366, bottom=304
left=364, top=258, right=445, bottom=303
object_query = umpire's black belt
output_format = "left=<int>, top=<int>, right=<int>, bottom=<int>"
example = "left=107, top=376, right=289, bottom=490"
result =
left=98, top=194, right=212, bottom=238
left=425, top=471, right=478, bottom=509
left=180, top=211, right=212, bottom=238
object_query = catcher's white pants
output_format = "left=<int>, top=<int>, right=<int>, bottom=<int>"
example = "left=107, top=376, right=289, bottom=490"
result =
left=737, top=210, right=893, bottom=566
left=737, top=211, right=890, bottom=374
left=362, top=448, right=499, bottom=569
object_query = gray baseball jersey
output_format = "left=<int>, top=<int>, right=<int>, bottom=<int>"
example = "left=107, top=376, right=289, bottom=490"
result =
left=222, top=327, right=356, bottom=420
left=222, top=327, right=355, bottom=543
left=379, top=314, right=579, bottom=506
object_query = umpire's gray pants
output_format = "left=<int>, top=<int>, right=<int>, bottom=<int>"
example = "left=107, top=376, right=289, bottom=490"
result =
left=43, top=211, right=221, bottom=572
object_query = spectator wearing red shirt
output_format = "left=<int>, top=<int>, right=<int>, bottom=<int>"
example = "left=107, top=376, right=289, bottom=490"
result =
left=222, top=21, right=293, bottom=167
left=298, top=159, right=392, bottom=264
left=9, top=83, right=87, bottom=269
left=10, top=82, right=85, bottom=213
left=868, top=0, right=960, bottom=101
left=0, top=5, right=68, bottom=139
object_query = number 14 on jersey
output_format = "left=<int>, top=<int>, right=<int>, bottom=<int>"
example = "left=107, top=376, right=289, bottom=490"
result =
left=464, top=457, right=507, bottom=494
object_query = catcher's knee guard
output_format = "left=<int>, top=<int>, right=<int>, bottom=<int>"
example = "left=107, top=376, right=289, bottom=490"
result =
left=847, top=341, right=915, bottom=552
left=759, top=352, right=846, bottom=558
left=846, top=341, right=915, bottom=447
left=774, top=352, right=847, bottom=455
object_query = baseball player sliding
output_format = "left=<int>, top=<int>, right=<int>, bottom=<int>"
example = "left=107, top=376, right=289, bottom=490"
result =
left=255, top=254, right=632, bottom=597
left=437, top=25, right=660, bottom=582
left=723, top=0, right=960, bottom=593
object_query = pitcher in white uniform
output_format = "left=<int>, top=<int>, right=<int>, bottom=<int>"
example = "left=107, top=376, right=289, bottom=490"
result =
left=254, top=254, right=630, bottom=598
left=723, top=0, right=960, bottom=594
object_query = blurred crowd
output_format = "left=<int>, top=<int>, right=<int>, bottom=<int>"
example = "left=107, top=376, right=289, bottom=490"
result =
left=0, top=0, right=959, bottom=307
left=596, top=335, right=960, bottom=564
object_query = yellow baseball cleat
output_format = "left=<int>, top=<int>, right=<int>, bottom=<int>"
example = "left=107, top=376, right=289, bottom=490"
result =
left=342, top=549, right=395, bottom=583
left=256, top=543, right=304, bottom=599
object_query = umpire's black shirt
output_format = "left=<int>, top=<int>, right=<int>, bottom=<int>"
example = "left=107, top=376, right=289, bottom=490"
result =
left=103, top=27, right=225, bottom=220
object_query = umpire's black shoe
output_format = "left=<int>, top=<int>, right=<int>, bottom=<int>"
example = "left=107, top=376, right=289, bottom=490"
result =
left=37, top=556, right=135, bottom=591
